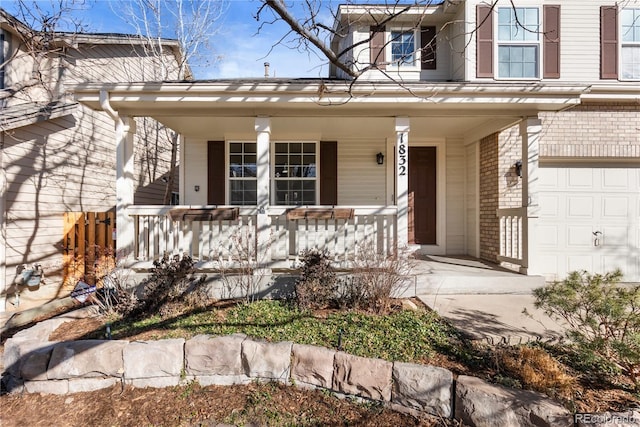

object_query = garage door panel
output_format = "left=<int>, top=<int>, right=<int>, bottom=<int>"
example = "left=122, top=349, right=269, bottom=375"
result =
left=602, top=197, right=629, bottom=219
left=538, top=225, right=559, bottom=246
left=567, top=197, right=594, bottom=218
left=537, top=167, right=639, bottom=282
left=567, top=226, right=594, bottom=247
left=601, top=255, right=629, bottom=276
left=601, top=226, right=629, bottom=247
left=539, top=168, right=559, bottom=189
left=568, top=255, right=593, bottom=272
left=539, top=195, right=559, bottom=217
left=602, top=169, right=629, bottom=189
left=568, top=169, right=593, bottom=189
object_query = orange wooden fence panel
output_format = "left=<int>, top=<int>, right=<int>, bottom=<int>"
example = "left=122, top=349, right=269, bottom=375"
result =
left=63, top=212, right=115, bottom=289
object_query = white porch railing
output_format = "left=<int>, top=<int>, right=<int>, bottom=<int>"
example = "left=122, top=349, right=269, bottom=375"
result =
left=496, top=207, right=528, bottom=270
left=128, top=205, right=398, bottom=268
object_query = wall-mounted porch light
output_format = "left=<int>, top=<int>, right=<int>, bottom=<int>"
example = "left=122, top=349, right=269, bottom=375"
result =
left=376, top=152, right=385, bottom=165
left=514, top=160, right=523, bottom=178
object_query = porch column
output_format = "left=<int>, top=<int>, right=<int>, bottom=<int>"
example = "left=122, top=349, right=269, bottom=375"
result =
left=395, top=117, right=410, bottom=248
left=116, top=116, right=136, bottom=262
left=255, top=117, right=272, bottom=266
left=519, top=117, right=542, bottom=274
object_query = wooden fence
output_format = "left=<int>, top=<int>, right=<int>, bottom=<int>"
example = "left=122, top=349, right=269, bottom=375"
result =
left=63, top=212, right=116, bottom=289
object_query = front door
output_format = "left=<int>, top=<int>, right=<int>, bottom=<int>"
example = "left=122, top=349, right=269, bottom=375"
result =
left=408, top=147, right=437, bottom=244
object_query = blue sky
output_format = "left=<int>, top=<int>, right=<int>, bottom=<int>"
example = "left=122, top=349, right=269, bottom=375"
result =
left=4, top=0, right=331, bottom=79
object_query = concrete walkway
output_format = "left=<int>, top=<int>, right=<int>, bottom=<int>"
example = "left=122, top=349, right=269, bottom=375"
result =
left=411, top=255, right=566, bottom=343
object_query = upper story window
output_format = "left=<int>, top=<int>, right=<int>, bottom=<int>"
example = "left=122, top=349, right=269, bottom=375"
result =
left=390, top=30, right=416, bottom=66
left=621, top=8, right=640, bottom=80
left=497, top=7, right=540, bottom=78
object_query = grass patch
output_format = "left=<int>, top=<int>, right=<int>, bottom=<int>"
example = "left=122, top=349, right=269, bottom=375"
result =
left=103, top=300, right=464, bottom=364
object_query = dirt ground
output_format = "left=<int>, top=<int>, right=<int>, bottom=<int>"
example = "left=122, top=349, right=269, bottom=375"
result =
left=1, top=381, right=452, bottom=427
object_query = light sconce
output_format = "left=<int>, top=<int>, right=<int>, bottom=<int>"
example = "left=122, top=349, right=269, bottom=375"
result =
left=514, top=160, right=522, bottom=178
left=376, top=152, right=384, bottom=165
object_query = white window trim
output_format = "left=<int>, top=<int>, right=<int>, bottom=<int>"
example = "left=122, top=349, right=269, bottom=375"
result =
left=494, top=6, right=542, bottom=81
left=386, top=27, right=421, bottom=71
left=226, top=140, right=258, bottom=206
left=270, top=141, right=319, bottom=206
left=619, top=7, right=640, bottom=81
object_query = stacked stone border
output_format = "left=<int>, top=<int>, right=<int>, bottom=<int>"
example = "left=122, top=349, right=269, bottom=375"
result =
left=3, top=313, right=638, bottom=427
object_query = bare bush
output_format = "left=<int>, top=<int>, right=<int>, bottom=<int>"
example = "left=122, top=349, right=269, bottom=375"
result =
left=295, top=249, right=338, bottom=310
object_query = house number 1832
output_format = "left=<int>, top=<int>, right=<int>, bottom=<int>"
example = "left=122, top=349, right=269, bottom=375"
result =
left=398, top=135, right=407, bottom=176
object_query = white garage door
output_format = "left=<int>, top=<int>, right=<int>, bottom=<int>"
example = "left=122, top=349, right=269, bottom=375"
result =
left=536, top=167, right=640, bottom=282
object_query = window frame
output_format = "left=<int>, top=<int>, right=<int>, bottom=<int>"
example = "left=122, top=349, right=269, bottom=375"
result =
left=227, top=141, right=258, bottom=206
left=495, top=6, right=542, bottom=80
left=620, top=7, right=640, bottom=81
left=271, top=141, right=319, bottom=206
left=386, top=27, right=420, bottom=70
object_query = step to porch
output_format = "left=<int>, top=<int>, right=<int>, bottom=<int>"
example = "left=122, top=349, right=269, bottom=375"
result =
left=405, top=255, right=545, bottom=296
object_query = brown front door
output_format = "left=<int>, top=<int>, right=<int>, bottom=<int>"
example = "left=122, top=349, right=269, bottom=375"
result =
left=408, top=147, right=437, bottom=244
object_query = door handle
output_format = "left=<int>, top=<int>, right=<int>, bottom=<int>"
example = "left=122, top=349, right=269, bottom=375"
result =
left=593, top=231, right=602, bottom=246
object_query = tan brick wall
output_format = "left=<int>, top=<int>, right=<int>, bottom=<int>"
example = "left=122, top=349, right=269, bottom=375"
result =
left=479, top=133, right=499, bottom=262
left=539, top=103, right=640, bottom=158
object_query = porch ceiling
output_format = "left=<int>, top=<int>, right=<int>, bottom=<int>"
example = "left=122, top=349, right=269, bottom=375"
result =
left=74, top=80, right=589, bottom=140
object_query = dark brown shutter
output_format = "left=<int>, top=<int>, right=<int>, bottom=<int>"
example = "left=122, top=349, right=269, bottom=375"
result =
left=320, top=141, right=337, bottom=206
left=600, top=6, right=618, bottom=79
left=420, top=26, right=437, bottom=70
left=476, top=5, right=494, bottom=78
left=370, top=26, right=386, bottom=70
left=207, top=141, right=225, bottom=205
left=543, top=5, right=561, bottom=79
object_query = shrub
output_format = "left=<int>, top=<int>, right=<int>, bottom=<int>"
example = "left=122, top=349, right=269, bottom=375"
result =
left=133, top=254, right=207, bottom=318
left=533, top=269, right=640, bottom=388
left=294, top=249, right=338, bottom=309
left=495, top=346, right=576, bottom=395
left=343, top=242, right=414, bottom=313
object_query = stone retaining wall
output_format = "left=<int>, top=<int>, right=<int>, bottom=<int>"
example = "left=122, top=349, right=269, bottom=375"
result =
left=2, top=319, right=586, bottom=427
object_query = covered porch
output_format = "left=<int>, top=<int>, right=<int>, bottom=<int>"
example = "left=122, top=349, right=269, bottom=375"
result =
left=74, top=80, right=586, bottom=279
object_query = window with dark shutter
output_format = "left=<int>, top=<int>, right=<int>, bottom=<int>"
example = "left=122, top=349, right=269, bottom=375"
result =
left=370, top=26, right=386, bottom=70
left=477, top=5, right=494, bottom=78
left=600, top=6, right=618, bottom=79
left=207, top=141, right=225, bottom=205
left=543, top=5, right=561, bottom=79
left=320, top=141, right=337, bottom=205
left=421, top=26, right=437, bottom=70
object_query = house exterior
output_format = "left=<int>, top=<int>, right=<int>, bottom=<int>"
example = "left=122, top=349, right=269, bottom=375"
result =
left=0, top=9, right=184, bottom=312
left=71, top=0, right=639, bottom=287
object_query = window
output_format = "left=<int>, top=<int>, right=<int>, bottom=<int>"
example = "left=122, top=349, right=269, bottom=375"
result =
left=497, top=7, right=540, bottom=78
left=390, top=30, right=416, bottom=66
left=274, top=142, right=316, bottom=206
left=229, top=142, right=257, bottom=205
left=621, top=8, right=640, bottom=79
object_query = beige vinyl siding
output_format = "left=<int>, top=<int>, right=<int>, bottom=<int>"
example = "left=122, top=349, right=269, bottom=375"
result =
left=450, top=7, right=467, bottom=81
left=67, top=44, right=180, bottom=83
left=557, top=1, right=602, bottom=82
left=337, top=139, right=387, bottom=206
left=445, top=138, right=466, bottom=254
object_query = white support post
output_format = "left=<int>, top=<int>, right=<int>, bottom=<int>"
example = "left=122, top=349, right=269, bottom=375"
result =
left=519, top=117, right=542, bottom=274
left=255, top=117, right=272, bottom=268
left=395, top=117, right=410, bottom=248
left=116, top=116, right=136, bottom=263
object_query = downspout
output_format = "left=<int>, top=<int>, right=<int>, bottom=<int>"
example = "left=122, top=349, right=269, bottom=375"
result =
left=99, top=90, right=134, bottom=263
left=0, top=130, right=6, bottom=312
left=99, top=90, right=122, bottom=129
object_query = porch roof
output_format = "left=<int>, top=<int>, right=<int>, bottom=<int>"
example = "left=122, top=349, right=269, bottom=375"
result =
left=74, top=79, right=590, bottom=139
